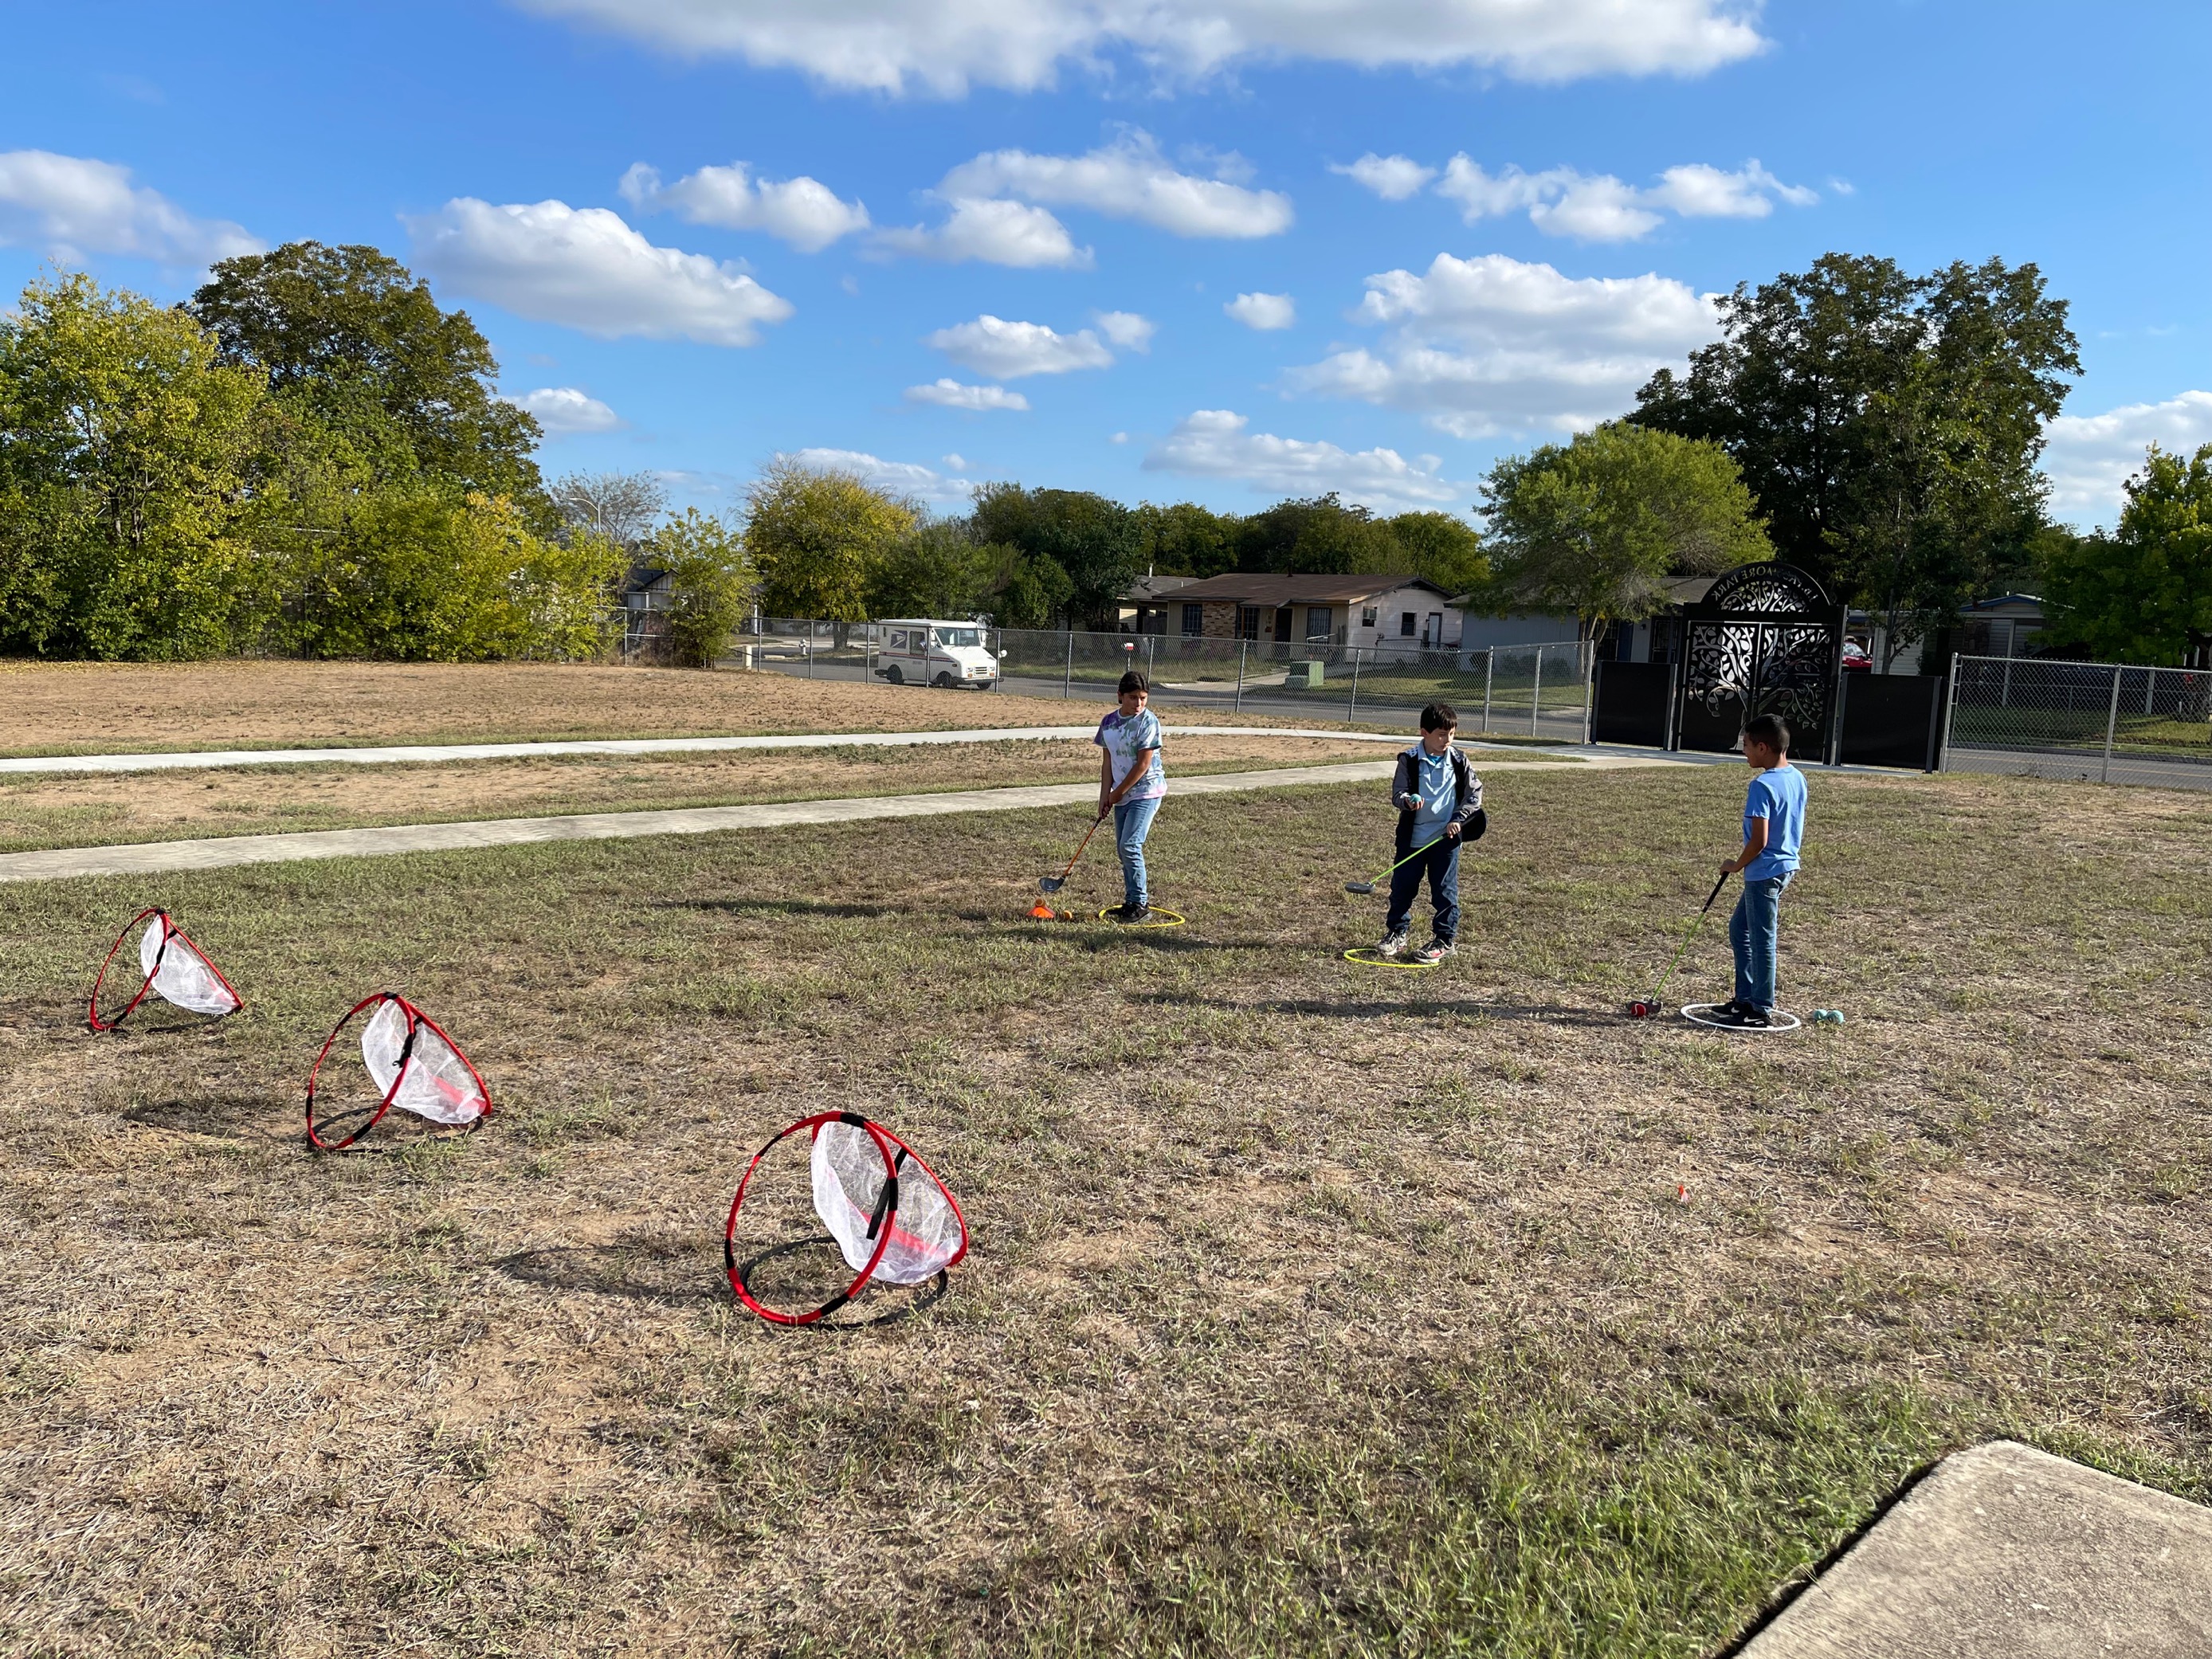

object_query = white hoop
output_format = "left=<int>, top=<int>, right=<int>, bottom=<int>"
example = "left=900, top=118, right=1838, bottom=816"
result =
left=1681, top=1004, right=1802, bottom=1033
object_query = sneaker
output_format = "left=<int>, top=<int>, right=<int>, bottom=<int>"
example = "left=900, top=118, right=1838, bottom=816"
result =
left=1712, top=1003, right=1771, bottom=1029
left=1112, top=904, right=1152, bottom=925
left=1411, top=938, right=1454, bottom=965
left=1377, top=928, right=1410, bottom=959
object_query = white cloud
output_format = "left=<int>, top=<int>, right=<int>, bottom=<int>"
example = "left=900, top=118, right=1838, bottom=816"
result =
left=0, top=149, right=258, bottom=265
left=1094, top=309, right=1156, bottom=351
left=1433, top=155, right=1812, bottom=241
left=873, top=197, right=1091, bottom=268
left=1226, top=291, right=1296, bottom=330
left=406, top=198, right=794, bottom=346
left=782, top=447, right=975, bottom=503
left=1144, top=409, right=1464, bottom=511
left=516, top=1, right=1768, bottom=96
left=924, top=315, right=1116, bottom=378
left=904, top=378, right=1031, bottom=411
left=1332, top=153, right=1438, bottom=202
left=618, top=161, right=869, bottom=252
left=939, top=130, right=1291, bottom=237
left=512, top=386, right=624, bottom=433
left=2041, top=391, right=2212, bottom=524
left=1285, top=251, right=1721, bottom=437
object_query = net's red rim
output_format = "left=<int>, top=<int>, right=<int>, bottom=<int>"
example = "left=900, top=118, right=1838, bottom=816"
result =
left=88, top=908, right=242, bottom=1033
left=724, top=1112, right=909, bottom=1325
left=304, top=991, right=492, bottom=1152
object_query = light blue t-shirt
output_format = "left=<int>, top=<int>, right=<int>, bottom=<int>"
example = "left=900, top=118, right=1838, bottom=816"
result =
left=1743, top=763, right=1806, bottom=880
left=1406, top=743, right=1457, bottom=839
left=1096, top=708, right=1166, bottom=801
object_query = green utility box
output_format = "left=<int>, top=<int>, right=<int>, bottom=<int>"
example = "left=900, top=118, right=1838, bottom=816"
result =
left=1288, top=660, right=1324, bottom=689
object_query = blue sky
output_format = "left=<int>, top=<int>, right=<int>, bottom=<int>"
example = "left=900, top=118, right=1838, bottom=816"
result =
left=3, top=0, right=2208, bottom=528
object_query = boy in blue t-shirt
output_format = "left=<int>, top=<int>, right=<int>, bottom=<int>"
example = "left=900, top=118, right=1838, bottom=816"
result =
left=1714, top=711, right=1807, bottom=1027
left=1094, top=670, right=1166, bottom=923
left=1379, top=702, right=1485, bottom=963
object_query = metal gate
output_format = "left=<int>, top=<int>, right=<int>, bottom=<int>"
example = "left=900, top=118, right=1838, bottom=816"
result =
left=1673, top=563, right=1846, bottom=759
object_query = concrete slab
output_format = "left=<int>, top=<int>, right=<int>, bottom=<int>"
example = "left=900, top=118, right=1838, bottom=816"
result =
left=1739, top=1440, right=2212, bottom=1658
left=0, top=759, right=1401, bottom=884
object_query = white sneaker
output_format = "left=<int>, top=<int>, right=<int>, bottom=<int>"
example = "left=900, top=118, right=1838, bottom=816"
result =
left=1377, top=929, right=1410, bottom=958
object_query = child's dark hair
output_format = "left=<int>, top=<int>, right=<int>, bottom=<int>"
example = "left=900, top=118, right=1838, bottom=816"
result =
left=1419, top=702, right=1458, bottom=732
left=1743, top=713, right=1790, bottom=753
left=1118, top=670, right=1150, bottom=696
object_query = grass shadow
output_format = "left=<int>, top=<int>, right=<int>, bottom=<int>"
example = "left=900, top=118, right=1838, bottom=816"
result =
left=122, top=1092, right=290, bottom=1143
left=1129, top=990, right=1628, bottom=1029
left=495, top=1243, right=720, bottom=1308
left=663, top=897, right=907, bottom=920
left=734, top=1236, right=951, bottom=1332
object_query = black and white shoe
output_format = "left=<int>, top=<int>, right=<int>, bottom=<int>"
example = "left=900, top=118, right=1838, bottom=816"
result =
left=1377, top=928, right=1410, bottom=959
left=1111, top=904, right=1153, bottom=925
left=1411, top=938, right=1456, bottom=965
left=1714, top=1003, right=1771, bottom=1029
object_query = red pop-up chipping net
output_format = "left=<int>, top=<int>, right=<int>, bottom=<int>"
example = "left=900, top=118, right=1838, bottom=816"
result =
left=88, top=908, right=243, bottom=1032
left=724, top=1112, right=968, bottom=1325
left=305, top=991, right=491, bottom=1151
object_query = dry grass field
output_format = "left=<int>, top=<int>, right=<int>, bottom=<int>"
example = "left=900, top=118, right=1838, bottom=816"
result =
left=2, top=741, right=2208, bottom=1657
left=0, top=661, right=1386, bottom=758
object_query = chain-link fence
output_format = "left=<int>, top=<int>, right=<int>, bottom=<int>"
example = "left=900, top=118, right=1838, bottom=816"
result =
left=728, top=618, right=1591, bottom=737
left=1942, top=653, right=2212, bottom=788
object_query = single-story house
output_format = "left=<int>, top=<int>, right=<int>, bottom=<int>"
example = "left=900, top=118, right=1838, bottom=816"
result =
left=1116, top=574, right=1198, bottom=633
left=620, top=565, right=674, bottom=661
left=1126, top=572, right=1463, bottom=648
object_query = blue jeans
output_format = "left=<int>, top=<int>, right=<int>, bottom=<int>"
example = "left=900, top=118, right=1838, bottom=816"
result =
left=1386, top=831, right=1460, bottom=943
left=1729, top=872, right=1793, bottom=1010
left=1114, top=796, right=1160, bottom=908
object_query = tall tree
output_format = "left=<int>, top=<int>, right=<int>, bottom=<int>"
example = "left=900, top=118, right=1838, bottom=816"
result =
left=0, top=273, right=266, bottom=659
left=1134, top=500, right=1239, bottom=578
left=188, top=241, right=545, bottom=508
left=1382, top=512, right=1490, bottom=596
left=1632, top=253, right=2078, bottom=657
left=971, top=484, right=1139, bottom=626
left=746, top=457, right=916, bottom=622
left=1478, top=423, right=1771, bottom=645
left=1234, top=493, right=1397, bottom=575
left=868, top=518, right=992, bottom=618
left=2040, top=445, right=2212, bottom=667
left=649, top=507, right=751, bottom=668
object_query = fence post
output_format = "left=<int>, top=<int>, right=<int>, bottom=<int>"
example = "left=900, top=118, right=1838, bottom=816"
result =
left=993, top=627, right=1003, bottom=692
left=1347, top=647, right=1361, bottom=724
left=1530, top=647, right=1543, bottom=737
left=1828, top=668, right=1849, bottom=768
left=806, top=636, right=814, bottom=678
left=1664, top=659, right=1681, bottom=751
left=1483, top=649, right=1494, bottom=733
left=2102, top=663, right=2122, bottom=783
left=1581, top=644, right=1594, bottom=746
left=1146, top=633, right=1156, bottom=689
left=1936, top=653, right=1960, bottom=772
left=1063, top=629, right=1073, bottom=700
left=1235, top=640, right=1246, bottom=712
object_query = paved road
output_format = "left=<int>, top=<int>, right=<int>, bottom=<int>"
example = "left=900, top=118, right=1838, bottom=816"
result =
left=1943, top=743, right=2212, bottom=792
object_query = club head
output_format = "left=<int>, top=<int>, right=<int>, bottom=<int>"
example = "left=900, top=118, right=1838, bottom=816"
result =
left=1626, top=1001, right=1653, bottom=1018
left=1039, top=876, right=1065, bottom=892
left=1344, top=880, right=1376, bottom=895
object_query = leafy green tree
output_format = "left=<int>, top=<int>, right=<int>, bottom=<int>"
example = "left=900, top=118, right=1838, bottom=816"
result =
left=1233, top=492, right=1397, bottom=575
left=1382, top=512, right=1490, bottom=597
left=2040, top=445, right=2212, bottom=666
left=189, top=241, right=546, bottom=508
left=869, top=518, right=992, bottom=618
left=649, top=507, right=750, bottom=668
left=0, top=272, right=266, bottom=659
left=971, top=484, right=1140, bottom=626
left=1135, top=500, right=1239, bottom=578
left=1633, top=253, right=2078, bottom=657
left=747, top=457, right=917, bottom=622
left=981, top=543, right=1073, bottom=629
left=1479, top=423, right=1771, bottom=645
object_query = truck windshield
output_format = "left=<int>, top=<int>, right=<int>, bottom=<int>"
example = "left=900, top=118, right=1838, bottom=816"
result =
left=934, top=628, right=983, bottom=648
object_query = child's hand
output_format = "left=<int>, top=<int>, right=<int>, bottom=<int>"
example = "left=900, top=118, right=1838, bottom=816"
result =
left=1398, top=792, right=1422, bottom=810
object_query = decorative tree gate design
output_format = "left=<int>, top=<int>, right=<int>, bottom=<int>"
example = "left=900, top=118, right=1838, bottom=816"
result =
left=1673, top=563, right=1846, bottom=758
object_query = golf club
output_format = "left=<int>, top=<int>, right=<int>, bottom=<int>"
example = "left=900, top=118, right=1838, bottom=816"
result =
left=1344, top=806, right=1488, bottom=895
left=1626, top=871, right=1732, bottom=1018
left=1039, top=814, right=1109, bottom=894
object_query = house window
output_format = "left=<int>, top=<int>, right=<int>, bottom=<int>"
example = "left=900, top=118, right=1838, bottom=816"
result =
left=1399, top=612, right=1417, bottom=637
left=1305, top=605, right=1332, bottom=641
left=1181, top=603, right=1203, bottom=637
left=1361, top=606, right=1377, bottom=628
left=1237, top=605, right=1262, bottom=641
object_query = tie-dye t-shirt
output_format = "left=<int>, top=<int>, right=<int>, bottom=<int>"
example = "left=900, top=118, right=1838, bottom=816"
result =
left=1095, top=708, right=1166, bottom=800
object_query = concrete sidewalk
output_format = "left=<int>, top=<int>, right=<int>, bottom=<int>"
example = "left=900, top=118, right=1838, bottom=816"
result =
left=0, top=759, right=1406, bottom=884
left=0, top=724, right=1431, bottom=775
left=1739, top=1440, right=2212, bottom=1657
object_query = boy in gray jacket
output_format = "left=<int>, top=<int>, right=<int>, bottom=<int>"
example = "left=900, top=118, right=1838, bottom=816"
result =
left=1380, top=703, right=1486, bottom=963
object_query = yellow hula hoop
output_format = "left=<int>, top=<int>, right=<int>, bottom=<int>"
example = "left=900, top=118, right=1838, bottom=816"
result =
left=1094, top=907, right=1188, bottom=929
left=1341, top=947, right=1440, bottom=971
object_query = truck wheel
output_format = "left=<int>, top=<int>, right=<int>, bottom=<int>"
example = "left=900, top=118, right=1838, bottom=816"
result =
left=885, top=665, right=904, bottom=685
left=933, top=672, right=955, bottom=689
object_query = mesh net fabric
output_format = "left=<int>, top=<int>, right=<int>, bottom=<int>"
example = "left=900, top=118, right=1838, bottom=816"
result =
left=811, top=1120, right=961, bottom=1286
left=138, top=917, right=240, bottom=1016
left=360, top=998, right=487, bottom=1127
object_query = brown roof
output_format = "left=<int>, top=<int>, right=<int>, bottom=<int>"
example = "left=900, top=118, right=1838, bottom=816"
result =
left=1163, top=573, right=1449, bottom=606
